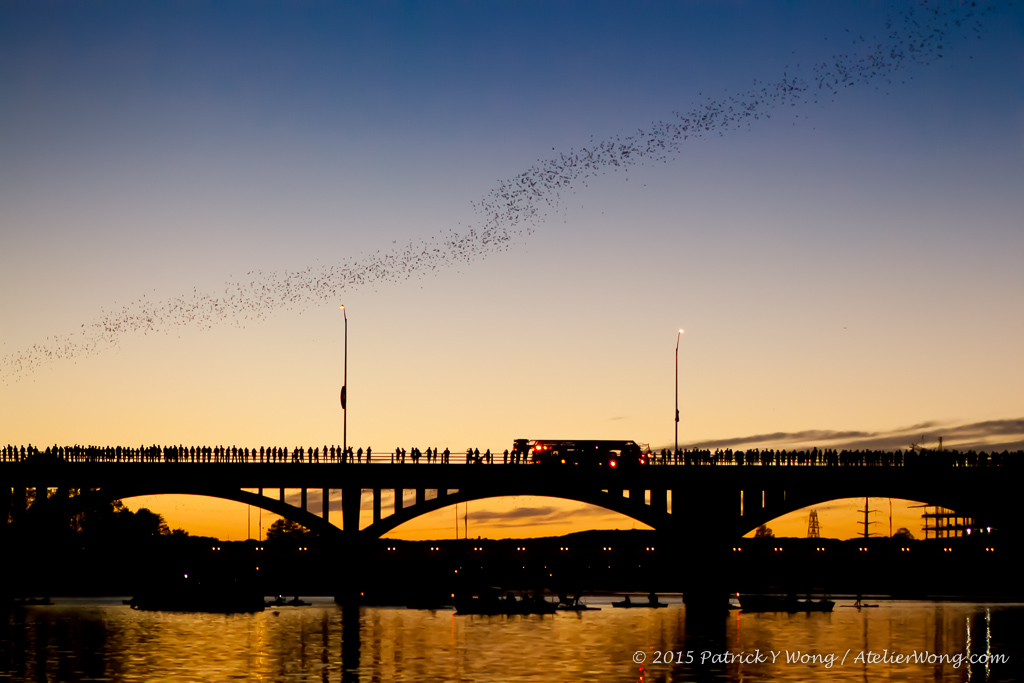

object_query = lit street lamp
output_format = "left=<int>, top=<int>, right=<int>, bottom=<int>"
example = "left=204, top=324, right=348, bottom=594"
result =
left=675, top=329, right=684, bottom=459
left=340, top=305, right=348, bottom=457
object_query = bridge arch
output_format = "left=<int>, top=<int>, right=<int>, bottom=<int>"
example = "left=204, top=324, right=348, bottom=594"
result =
left=738, top=493, right=984, bottom=539
left=38, top=485, right=345, bottom=541
left=364, top=487, right=668, bottom=539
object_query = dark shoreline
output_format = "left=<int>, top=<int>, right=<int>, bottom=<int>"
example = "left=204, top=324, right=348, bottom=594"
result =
left=4, top=529, right=1021, bottom=603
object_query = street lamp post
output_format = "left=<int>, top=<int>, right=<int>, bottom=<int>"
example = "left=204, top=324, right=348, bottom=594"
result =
left=675, top=329, right=684, bottom=459
left=340, top=305, right=348, bottom=457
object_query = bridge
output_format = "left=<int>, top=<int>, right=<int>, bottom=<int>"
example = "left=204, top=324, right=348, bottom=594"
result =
left=3, top=448, right=1020, bottom=605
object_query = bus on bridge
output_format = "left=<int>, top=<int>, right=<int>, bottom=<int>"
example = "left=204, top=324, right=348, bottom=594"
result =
left=514, top=439, right=649, bottom=467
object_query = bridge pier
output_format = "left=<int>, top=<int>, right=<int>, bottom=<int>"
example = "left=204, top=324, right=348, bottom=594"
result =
left=11, top=487, right=26, bottom=522
left=322, top=488, right=330, bottom=522
left=342, top=488, right=361, bottom=534
left=301, top=488, right=308, bottom=512
left=33, top=485, right=47, bottom=509
left=0, top=485, right=11, bottom=527
left=652, top=488, right=668, bottom=515
left=372, top=489, right=381, bottom=524
left=669, top=490, right=733, bottom=612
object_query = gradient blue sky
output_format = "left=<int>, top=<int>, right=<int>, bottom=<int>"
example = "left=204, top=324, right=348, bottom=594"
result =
left=3, top=1, right=1022, bottom=539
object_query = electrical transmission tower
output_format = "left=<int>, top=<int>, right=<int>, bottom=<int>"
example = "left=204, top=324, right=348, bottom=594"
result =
left=807, top=510, right=821, bottom=538
left=858, top=497, right=878, bottom=539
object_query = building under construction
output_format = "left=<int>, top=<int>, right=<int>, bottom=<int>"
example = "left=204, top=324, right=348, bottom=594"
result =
left=921, top=507, right=973, bottom=539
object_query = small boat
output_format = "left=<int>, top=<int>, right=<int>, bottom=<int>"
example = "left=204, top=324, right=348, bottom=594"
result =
left=265, top=595, right=311, bottom=607
left=850, top=598, right=879, bottom=609
left=456, top=590, right=558, bottom=616
left=556, top=593, right=600, bottom=611
left=738, top=594, right=834, bottom=613
left=612, top=593, right=668, bottom=608
left=12, top=597, right=52, bottom=606
left=798, top=598, right=835, bottom=613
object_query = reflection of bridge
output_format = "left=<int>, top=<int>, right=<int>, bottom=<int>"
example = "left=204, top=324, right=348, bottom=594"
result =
left=3, top=457, right=1020, bottom=605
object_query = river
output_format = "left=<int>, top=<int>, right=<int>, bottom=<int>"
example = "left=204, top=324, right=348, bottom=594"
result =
left=3, top=598, right=1022, bottom=682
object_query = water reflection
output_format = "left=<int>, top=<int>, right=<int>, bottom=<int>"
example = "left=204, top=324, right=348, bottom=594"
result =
left=2, top=599, right=1022, bottom=682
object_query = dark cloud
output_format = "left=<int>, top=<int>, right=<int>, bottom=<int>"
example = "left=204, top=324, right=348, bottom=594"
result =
left=675, top=418, right=1024, bottom=453
left=466, top=504, right=624, bottom=528
left=687, top=430, right=878, bottom=450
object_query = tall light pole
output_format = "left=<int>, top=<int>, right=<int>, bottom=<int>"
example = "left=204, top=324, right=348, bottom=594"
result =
left=675, top=329, right=684, bottom=458
left=340, top=305, right=348, bottom=457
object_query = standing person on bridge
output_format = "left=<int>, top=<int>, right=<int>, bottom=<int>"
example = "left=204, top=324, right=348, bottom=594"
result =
left=366, top=446, right=372, bottom=463
left=443, top=447, right=450, bottom=464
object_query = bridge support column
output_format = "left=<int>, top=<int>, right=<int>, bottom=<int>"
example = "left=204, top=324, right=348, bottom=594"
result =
left=764, top=489, right=784, bottom=519
left=372, top=489, right=381, bottom=524
left=342, top=488, right=362, bottom=533
left=334, top=488, right=371, bottom=605
left=0, top=485, right=11, bottom=526
left=670, top=492, right=732, bottom=613
left=394, top=489, right=404, bottom=512
left=11, top=487, right=26, bottom=522
left=652, top=489, right=667, bottom=515
left=279, top=488, right=285, bottom=502
left=630, top=488, right=644, bottom=507
left=301, top=488, right=308, bottom=512
left=415, top=489, right=425, bottom=506
left=322, top=488, right=330, bottom=522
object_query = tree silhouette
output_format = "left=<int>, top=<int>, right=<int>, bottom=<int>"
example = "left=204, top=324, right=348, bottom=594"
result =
left=265, top=519, right=313, bottom=540
left=132, top=508, right=170, bottom=536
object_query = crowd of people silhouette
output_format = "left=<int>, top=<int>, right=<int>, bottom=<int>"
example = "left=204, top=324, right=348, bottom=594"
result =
left=2, top=443, right=1019, bottom=467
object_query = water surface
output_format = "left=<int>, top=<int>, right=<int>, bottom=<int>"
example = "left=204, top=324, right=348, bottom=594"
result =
left=3, top=598, right=1022, bottom=682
